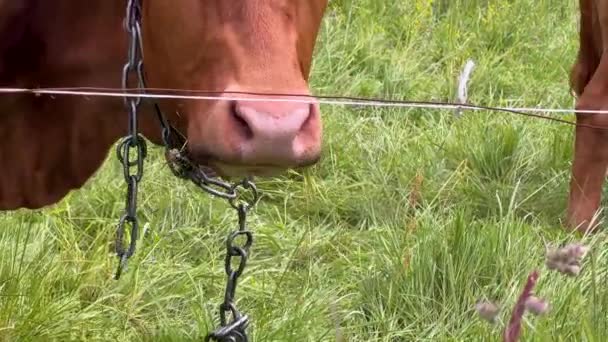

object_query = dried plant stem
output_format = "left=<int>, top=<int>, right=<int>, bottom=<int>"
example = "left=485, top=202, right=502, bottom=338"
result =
left=503, top=270, right=540, bottom=342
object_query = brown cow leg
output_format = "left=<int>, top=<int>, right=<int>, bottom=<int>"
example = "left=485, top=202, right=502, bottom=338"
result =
left=568, top=121, right=608, bottom=233
left=567, top=57, right=608, bottom=233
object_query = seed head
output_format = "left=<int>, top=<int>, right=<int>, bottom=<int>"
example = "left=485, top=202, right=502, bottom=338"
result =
left=524, top=296, right=550, bottom=316
left=545, top=243, right=589, bottom=277
left=475, top=300, right=500, bottom=323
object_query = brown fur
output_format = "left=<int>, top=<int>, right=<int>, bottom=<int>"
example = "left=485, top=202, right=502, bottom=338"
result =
left=0, top=0, right=328, bottom=210
left=567, top=0, right=608, bottom=232
left=570, top=0, right=600, bottom=96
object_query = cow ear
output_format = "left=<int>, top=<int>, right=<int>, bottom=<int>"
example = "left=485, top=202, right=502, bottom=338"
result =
left=0, top=98, right=124, bottom=210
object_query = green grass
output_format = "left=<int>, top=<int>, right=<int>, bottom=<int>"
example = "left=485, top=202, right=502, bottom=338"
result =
left=2, top=0, right=608, bottom=340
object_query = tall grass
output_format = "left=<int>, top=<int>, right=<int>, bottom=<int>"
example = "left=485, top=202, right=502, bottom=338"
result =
left=2, top=0, right=607, bottom=341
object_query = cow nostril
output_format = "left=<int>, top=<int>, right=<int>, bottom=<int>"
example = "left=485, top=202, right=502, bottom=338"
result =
left=300, top=103, right=315, bottom=132
left=230, top=101, right=254, bottom=140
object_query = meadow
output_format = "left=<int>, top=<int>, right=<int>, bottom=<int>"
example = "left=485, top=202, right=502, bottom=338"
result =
left=2, top=0, right=607, bottom=340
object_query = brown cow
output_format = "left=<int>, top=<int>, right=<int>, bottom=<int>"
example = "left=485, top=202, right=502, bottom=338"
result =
left=569, top=0, right=608, bottom=233
left=0, top=0, right=328, bottom=210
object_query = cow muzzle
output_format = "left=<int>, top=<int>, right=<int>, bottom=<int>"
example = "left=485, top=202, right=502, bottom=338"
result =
left=185, top=91, right=323, bottom=177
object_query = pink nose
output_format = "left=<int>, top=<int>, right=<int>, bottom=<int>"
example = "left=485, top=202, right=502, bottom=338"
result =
left=228, top=98, right=321, bottom=166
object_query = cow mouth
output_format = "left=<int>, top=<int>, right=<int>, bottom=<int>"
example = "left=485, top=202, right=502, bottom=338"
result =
left=206, top=158, right=323, bottom=178
left=167, top=146, right=320, bottom=180
left=207, top=162, right=286, bottom=178
left=163, top=150, right=277, bottom=181
left=198, top=158, right=320, bottom=179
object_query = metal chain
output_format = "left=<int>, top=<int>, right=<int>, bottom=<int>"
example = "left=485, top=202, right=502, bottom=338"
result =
left=206, top=179, right=260, bottom=342
left=116, top=1, right=261, bottom=339
left=114, top=0, right=147, bottom=280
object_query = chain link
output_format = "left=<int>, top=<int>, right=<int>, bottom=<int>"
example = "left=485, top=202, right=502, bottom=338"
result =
left=117, top=1, right=262, bottom=339
left=114, top=0, right=147, bottom=280
left=206, top=179, right=259, bottom=342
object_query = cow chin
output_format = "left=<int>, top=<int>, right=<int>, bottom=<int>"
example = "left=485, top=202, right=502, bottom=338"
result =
left=187, top=150, right=321, bottom=179
left=209, top=162, right=291, bottom=178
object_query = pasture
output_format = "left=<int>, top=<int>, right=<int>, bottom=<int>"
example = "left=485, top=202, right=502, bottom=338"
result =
left=1, top=0, right=607, bottom=340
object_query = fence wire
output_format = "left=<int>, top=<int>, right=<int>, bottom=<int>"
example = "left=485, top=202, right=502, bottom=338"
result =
left=2, top=86, right=608, bottom=130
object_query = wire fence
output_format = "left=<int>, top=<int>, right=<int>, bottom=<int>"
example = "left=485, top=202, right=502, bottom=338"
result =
left=2, top=85, right=608, bottom=131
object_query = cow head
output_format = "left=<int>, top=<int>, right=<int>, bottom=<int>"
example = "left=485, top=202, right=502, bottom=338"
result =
left=140, top=0, right=328, bottom=177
